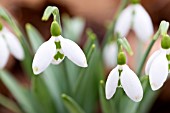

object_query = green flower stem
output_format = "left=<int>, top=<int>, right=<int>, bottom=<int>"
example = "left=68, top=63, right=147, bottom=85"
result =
left=101, top=0, right=128, bottom=49
left=137, top=29, right=161, bottom=76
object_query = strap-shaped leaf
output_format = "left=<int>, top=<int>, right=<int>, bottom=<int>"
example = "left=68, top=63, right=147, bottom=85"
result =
left=62, top=94, right=86, bottom=113
left=0, top=70, right=38, bottom=113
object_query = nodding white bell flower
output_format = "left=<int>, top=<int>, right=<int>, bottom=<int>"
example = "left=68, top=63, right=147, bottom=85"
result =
left=115, top=4, right=153, bottom=42
left=32, top=35, right=88, bottom=75
left=0, top=27, right=24, bottom=69
left=145, top=35, right=170, bottom=91
left=105, top=52, right=143, bottom=102
left=103, top=42, right=118, bottom=69
left=145, top=49, right=170, bottom=91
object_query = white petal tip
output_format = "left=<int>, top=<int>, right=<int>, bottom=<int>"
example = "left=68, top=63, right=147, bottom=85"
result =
left=151, top=83, right=161, bottom=91
left=132, top=95, right=143, bottom=102
left=82, top=62, right=88, bottom=67
left=33, top=66, right=41, bottom=75
left=106, top=95, right=112, bottom=100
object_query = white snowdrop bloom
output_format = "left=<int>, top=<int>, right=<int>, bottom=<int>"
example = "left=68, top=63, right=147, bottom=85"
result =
left=0, top=27, right=24, bottom=69
left=145, top=49, right=169, bottom=91
left=115, top=4, right=153, bottom=42
left=105, top=52, right=143, bottom=102
left=32, top=35, right=88, bottom=75
left=103, top=42, right=118, bottom=69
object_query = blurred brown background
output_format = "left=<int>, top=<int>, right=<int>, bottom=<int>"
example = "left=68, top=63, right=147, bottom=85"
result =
left=1, top=0, right=170, bottom=113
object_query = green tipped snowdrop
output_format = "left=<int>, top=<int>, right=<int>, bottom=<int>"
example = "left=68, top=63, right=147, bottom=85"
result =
left=115, top=4, right=153, bottom=42
left=145, top=35, right=170, bottom=90
left=0, top=24, right=24, bottom=69
left=32, top=21, right=87, bottom=75
left=105, top=52, right=143, bottom=102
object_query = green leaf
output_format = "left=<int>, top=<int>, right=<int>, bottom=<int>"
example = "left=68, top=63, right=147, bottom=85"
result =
left=62, top=94, right=86, bottom=113
left=99, top=80, right=117, bottom=113
left=26, top=23, right=44, bottom=51
left=0, top=70, right=37, bottom=113
left=0, top=94, right=22, bottom=113
left=31, top=76, right=57, bottom=113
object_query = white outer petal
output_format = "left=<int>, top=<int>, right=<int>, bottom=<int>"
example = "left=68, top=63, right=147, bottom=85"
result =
left=115, top=5, right=133, bottom=37
left=133, top=4, right=154, bottom=42
left=145, top=49, right=161, bottom=75
left=32, top=37, right=56, bottom=75
left=121, top=65, right=143, bottom=102
left=58, top=35, right=87, bottom=67
left=0, top=35, right=10, bottom=69
left=3, top=27, right=24, bottom=60
left=149, top=51, right=168, bottom=90
left=103, top=42, right=118, bottom=69
left=105, top=66, right=119, bottom=99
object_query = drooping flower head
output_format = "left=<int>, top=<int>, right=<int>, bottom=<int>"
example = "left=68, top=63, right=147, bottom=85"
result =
left=105, top=50, right=143, bottom=102
left=32, top=13, right=87, bottom=75
left=145, top=35, right=170, bottom=90
left=115, top=3, right=153, bottom=42
left=0, top=23, right=24, bottom=69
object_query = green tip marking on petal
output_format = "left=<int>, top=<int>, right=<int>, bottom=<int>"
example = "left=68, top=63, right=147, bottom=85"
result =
left=117, top=52, right=126, bottom=65
left=33, top=66, right=39, bottom=73
left=55, top=41, right=61, bottom=49
left=161, top=35, right=170, bottom=49
left=54, top=51, right=64, bottom=60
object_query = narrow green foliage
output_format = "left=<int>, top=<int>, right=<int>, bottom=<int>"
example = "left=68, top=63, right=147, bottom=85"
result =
left=62, top=94, right=86, bottom=113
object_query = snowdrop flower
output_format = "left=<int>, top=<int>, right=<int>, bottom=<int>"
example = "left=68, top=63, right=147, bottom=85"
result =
left=115, top=4, right=153, bottom=42
left=105, top=52, right=143, bottom=102
left=32, top=21, right=87, bottom=75
left=145, top=35, right=170, bottom=90
left=0, top=24, right=24, bottom=69
left=103, top=41, right=118, bottom=69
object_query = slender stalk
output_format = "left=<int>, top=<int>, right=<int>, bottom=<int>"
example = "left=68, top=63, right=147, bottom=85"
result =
left=137, top=29, right=161, bottom=76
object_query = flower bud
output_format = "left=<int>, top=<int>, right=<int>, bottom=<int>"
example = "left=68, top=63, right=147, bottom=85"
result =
left=161, top=35, right=170, bottom=49
left=50, top=21, right=61, bottom=36
left=117, top=52, right=126, bottom=65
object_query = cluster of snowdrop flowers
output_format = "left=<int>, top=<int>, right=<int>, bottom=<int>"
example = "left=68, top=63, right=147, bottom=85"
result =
left=0, top=23, right=24, bottom=69
left=105, top=50, right=143, bottom=102
left=145, top=34, right=170, bottom=91
left=115, top=3, right=153, bottom=42
left=32, top=20, right=88, bottom=75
